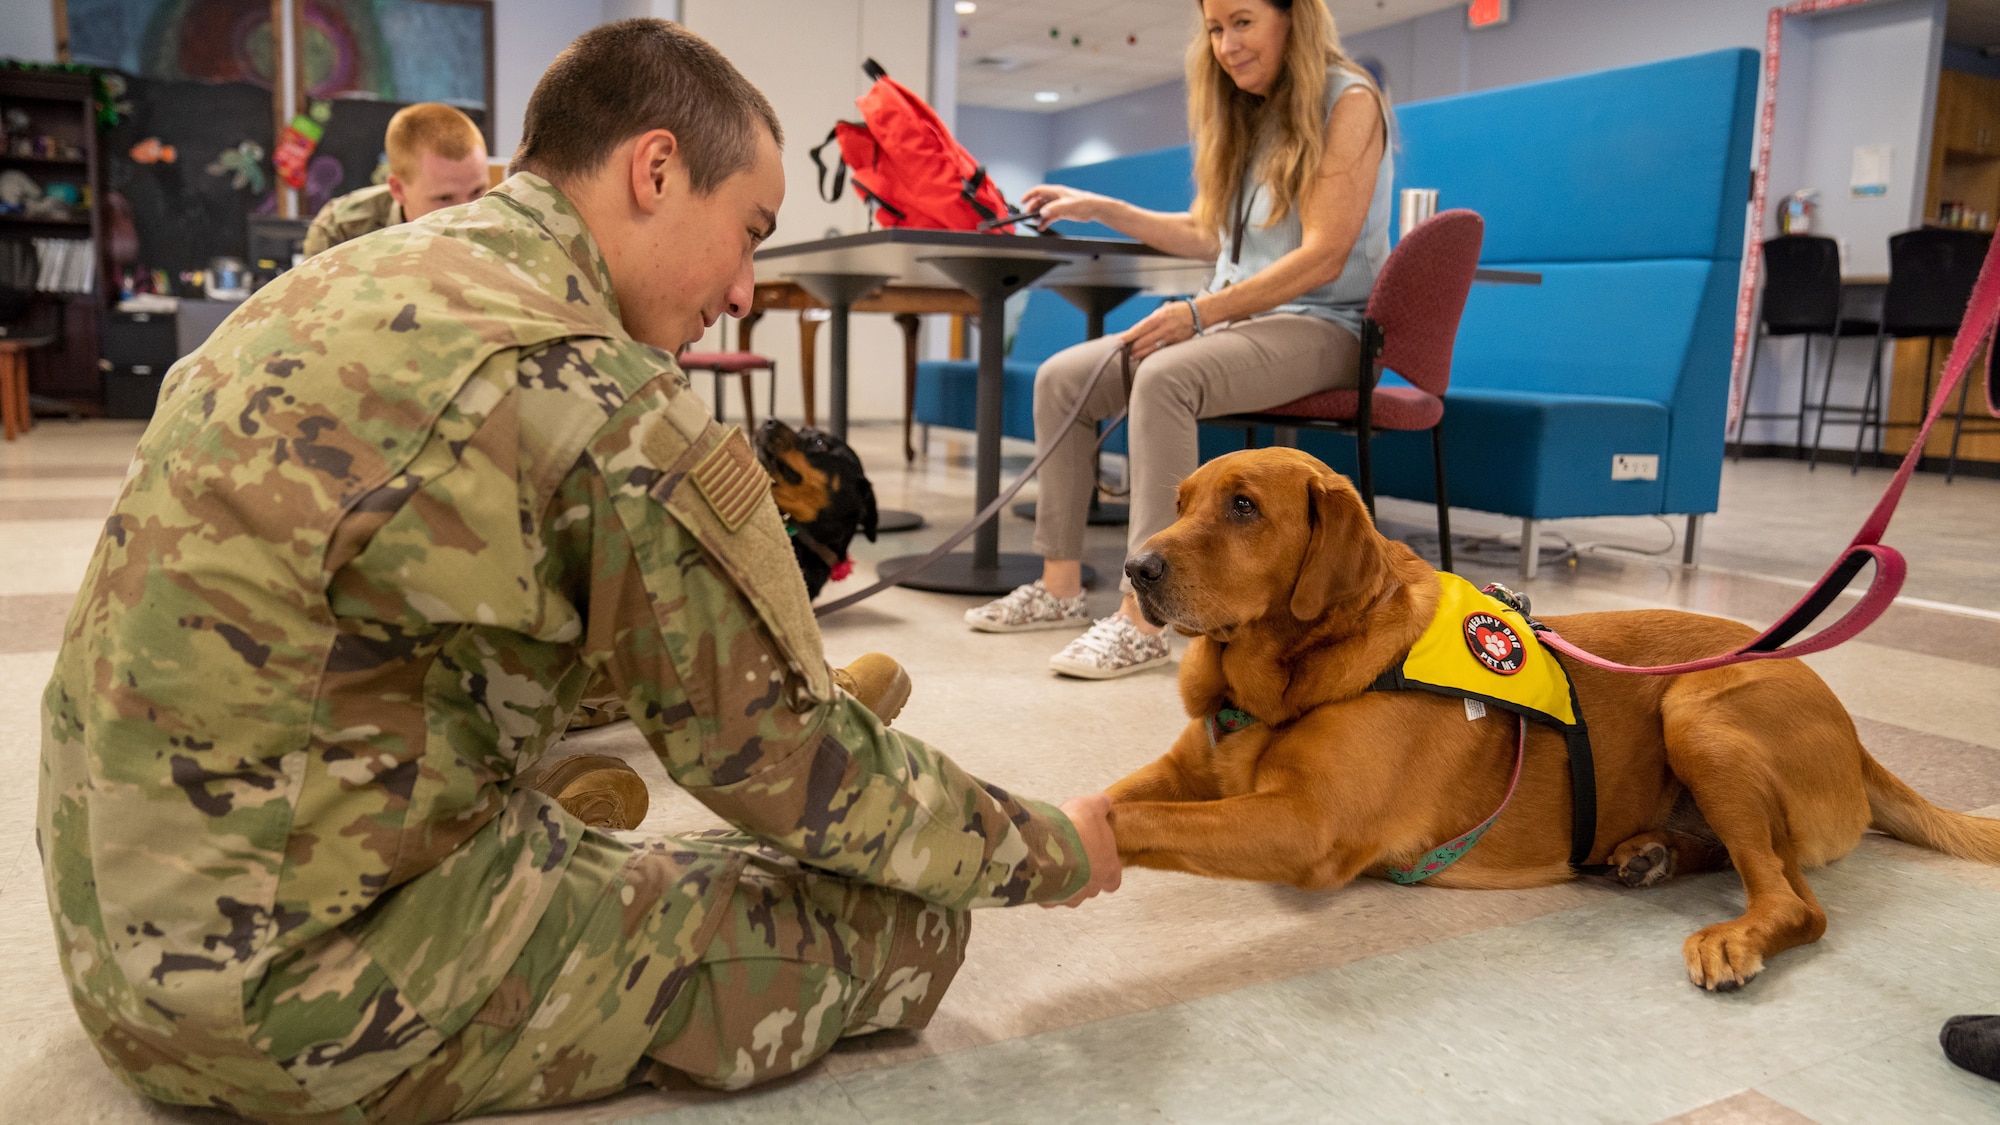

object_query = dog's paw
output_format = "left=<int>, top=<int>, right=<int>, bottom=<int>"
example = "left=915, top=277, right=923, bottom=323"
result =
left=1682, top=924, right=1765, bottom=992
left=1612, top=839, right=1673, bottom=888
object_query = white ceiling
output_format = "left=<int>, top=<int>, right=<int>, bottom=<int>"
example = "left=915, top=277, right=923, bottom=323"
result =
left=955, top=0, right=1467, bottom=112
left=1946, top=0, right=2000, bottom=51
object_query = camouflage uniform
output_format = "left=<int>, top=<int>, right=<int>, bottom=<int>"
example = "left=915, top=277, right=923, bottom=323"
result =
left=301, top=184, right=404, bottom=258
left=39, top=173, right=1090, bottom=1123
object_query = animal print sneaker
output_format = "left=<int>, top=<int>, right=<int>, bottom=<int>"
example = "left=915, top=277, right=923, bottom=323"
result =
left=965, top=581, right=1092, bottom=633
left=1047, top=614, right=1171, bottom=680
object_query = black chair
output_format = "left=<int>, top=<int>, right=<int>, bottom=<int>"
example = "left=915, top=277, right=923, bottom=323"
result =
left=1734, top=236, right=1878, bottom=460
left=1956, top=339, right=2000, bottom=482
left=1814, top=227, right=1990, bottom=473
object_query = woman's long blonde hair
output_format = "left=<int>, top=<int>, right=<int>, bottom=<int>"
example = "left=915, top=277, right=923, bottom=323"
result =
left=1187, top=0, right=1380, bottom=237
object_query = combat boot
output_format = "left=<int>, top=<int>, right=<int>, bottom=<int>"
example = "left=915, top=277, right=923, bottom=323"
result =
left=832, top=653, right=913, bottom=726
left=564, top=673, right=628, bottom=731
left=525, top=754, right=650, bottom=831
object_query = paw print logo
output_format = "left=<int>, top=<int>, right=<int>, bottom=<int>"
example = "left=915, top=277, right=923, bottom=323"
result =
left=1462, top=613, right=1525, bottom=675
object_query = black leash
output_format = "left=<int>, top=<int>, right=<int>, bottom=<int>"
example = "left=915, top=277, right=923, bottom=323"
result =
left=815, top=342, right=1133, bottom=616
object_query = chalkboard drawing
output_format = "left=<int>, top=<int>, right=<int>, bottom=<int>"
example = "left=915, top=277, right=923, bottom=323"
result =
left=128, top=138, right=177, bottom=164
left=64, top=0, right=490, bottom=112
left=100, top=73, right=136, bottom=123
left=305, top=155, right=345, bottom=214
left=208, top=141, right=268, bottom=194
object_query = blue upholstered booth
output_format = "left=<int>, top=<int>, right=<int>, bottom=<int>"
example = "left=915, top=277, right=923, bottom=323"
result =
left=1359, top=47, right=1758, bottom=523
left=919, top=48, right=1758, bottom=536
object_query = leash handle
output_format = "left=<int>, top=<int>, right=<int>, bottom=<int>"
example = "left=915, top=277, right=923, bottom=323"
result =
left=814, top=343, right=1133, bottom=616
left=1535, top=543, right=1906, bottom=675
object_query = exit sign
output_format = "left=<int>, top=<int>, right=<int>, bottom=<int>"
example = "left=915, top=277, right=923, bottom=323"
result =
left=1468, top=0, right=1511, bottom=28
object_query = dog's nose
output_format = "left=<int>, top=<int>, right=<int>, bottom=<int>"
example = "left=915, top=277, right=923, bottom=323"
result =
left=1125, top=552, right=1167, bottom=587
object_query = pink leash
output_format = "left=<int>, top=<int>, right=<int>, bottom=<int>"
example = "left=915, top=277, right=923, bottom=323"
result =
left=1534, top=236, right=2000, bottom=676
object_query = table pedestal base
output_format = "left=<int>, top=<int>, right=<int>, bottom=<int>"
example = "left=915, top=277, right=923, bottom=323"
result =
left=879, top=553, right=1096, bottom=597
left=876, top=508, right=925, bottom=533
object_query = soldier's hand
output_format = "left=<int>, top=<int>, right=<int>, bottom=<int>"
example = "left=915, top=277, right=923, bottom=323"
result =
left=1047, top=793, right=1122, bottom=907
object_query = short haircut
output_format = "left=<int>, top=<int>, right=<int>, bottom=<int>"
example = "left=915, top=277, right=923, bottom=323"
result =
left=510, top=18, right=783, bottom=194
left=385, top=103, right=487, bottom=181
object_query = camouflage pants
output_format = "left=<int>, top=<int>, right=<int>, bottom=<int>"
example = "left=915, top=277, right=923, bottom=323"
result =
left=298, top=829, right=968, bottom=1123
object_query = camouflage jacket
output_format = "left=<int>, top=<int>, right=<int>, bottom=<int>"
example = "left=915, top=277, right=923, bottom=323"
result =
left=39, top=173, right=1090, bottom=1116
left=302, top=184, right=403, bottom=258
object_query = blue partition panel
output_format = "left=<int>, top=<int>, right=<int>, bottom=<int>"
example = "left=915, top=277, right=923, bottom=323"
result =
left=1039, top=146, right=1195, bottom=239
left=1393, top=49, right=1759, bottom=263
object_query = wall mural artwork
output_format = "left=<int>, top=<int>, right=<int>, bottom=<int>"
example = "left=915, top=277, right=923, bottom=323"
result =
left=63, top=0, right=488, bottom=110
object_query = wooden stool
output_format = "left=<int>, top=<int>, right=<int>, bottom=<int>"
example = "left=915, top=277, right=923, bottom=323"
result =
left=0, top=341, right=32, bottom=441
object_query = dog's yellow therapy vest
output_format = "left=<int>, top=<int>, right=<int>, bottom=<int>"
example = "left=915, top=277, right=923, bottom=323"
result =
left=1368, top=573, right=1607, bottom=873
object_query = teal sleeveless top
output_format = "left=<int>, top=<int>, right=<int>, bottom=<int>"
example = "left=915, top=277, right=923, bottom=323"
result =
left=1209, top=66, right=1394, bottom=336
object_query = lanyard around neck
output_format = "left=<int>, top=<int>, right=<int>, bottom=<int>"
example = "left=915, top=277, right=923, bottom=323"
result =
left=1230, top=174, right=1254, bottom=267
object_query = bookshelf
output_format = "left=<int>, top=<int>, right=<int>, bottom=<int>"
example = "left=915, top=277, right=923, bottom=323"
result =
left=0, top=67, right=105, bottom=411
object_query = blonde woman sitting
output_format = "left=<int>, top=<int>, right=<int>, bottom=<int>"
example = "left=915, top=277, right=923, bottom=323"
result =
left=966, top=0, right=1394, bottom=679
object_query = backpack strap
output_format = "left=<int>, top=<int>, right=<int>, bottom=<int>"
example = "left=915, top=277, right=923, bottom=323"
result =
left=959, top=165, right=999, bottom=224
left=810, top=126, right=847, bottom=204
left=852, top=182, right=906, bottom=226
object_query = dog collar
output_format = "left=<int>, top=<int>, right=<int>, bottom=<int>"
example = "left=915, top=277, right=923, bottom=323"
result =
left=785, top=520, right=849, bottom=575
left=1199, top=702, right=1525, bottom=885
left=1204, top=704, right=1258, bottom=746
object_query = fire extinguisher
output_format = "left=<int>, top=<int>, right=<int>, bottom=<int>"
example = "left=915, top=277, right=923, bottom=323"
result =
left=274, top=101, right=332, bottom=191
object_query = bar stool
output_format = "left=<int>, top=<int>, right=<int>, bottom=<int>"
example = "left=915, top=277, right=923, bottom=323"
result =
left=0, top=340, right=33, bottom=441
left=1814, top=227, right=1989, bottom=473
left=677, top=349, right=777, bottom=431
left=1950, top=334, right=2000, bottom=482
left=0, top=239, right=47, bottom=441
left=1734, top=236, right=1877, bottom=460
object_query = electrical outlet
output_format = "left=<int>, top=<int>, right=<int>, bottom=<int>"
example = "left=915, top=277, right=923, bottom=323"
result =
left=1611, top=454, right=1659, bottom=481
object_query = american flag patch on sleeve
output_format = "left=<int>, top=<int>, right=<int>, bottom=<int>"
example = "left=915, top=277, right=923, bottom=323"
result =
left=689, top=427, right=768, bottom=532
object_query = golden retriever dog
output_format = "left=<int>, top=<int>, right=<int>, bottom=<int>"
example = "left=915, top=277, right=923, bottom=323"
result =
left=1109, top=447, right=2000, bottom=990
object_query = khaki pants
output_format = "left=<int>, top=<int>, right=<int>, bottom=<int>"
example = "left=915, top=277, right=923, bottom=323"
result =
left=308, top=830, right=966, bottom=1123
left=1030, top=313, right=1360, bottom=589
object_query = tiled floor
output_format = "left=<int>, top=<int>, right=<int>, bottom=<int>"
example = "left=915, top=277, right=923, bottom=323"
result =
left=2, top=418, right=1998, bottom=1124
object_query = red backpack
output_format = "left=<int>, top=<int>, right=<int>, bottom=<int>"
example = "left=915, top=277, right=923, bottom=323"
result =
left=810, top=59, right=1014, bottom=232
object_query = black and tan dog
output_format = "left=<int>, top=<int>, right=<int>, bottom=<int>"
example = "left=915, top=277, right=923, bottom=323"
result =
left=754, top=419, right=879, bottom=598
left=1109, top=447, right=2000, bottom=991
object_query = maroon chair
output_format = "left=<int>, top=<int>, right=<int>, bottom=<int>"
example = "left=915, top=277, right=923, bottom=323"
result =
left=1208, top=208, right=1485, bottom=572
left=677, top=349, right=777, bottom=430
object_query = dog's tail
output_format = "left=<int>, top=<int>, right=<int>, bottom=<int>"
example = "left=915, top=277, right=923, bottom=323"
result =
left=1862, top=751, right=2000, bottom=864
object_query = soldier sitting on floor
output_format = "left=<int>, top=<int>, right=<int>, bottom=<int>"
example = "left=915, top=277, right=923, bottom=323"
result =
left=38, top=18, right=1119, bottom=1123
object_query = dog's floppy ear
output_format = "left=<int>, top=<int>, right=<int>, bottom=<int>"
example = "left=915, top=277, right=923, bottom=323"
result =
left=1289, top=473, right=1389, bottom=621
left=856, top=473, right=878, bottom=542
